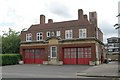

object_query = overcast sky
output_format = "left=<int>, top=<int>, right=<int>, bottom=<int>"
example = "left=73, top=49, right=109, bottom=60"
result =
left=0, top=0, right=119, bottom=43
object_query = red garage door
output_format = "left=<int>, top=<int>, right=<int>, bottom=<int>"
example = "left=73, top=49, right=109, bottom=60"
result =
left=63, top=47, right=91, bottom=65
left=63, top=48, right=77, bottom=64
left=34, top=49, right=45, bottom=64
left=24, top=49, right=45, bottom=64
left=24, top=49, right=34, bottom=64
left=78, top=48, right=91, bottom=65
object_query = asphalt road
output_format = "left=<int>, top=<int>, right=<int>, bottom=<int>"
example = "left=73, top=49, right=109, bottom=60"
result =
left=1, top=78, right=112, bottom=80
left=2, top=64, right=91, bottom=78
left=1, top=61, right=119, bottom=80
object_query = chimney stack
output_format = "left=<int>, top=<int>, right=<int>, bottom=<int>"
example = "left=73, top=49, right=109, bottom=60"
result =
left=40, top=15, right=45, bottom=24
left=84, top=14, right=88, bottom=21
left=89, top=12, right=97, bottom=26
left=78, top=9, right=84, bottom=20
left=48, top=19, right=53, bottom=23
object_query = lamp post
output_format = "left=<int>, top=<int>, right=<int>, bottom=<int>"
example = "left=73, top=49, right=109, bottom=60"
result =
left=114, top=14, right=120, bottom=73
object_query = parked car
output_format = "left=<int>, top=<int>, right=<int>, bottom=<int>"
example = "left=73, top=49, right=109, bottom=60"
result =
left=108, top=58, right=112, bottom=62
left=104, top=58, right=108, bottom=64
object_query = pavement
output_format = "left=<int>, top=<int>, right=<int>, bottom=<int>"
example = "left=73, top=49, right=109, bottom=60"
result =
left=76, top=61, right=120, bottom=78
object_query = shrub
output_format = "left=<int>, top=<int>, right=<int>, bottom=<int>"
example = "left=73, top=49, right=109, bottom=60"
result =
left=0, top=54, right=22, bottom=66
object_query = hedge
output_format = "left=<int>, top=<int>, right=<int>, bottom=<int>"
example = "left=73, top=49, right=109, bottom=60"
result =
left=0, top=54, right=22, bottom=66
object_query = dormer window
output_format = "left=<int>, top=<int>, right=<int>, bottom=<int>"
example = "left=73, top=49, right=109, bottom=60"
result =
left=37, top=32, right=43, bottom=41
left=65, top=30, right=73, bottom=39
left=26, top=33, right=32, bottom=41
left=79, top=28, right=87, bottom=38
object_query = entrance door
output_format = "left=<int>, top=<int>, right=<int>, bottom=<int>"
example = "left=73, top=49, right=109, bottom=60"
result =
left=50, top=46, right=57, bottom=58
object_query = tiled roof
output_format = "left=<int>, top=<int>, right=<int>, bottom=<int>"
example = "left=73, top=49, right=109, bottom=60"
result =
left=27, top=19, right=91, bottom=31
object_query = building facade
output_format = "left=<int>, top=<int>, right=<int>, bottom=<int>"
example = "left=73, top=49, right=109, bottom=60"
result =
left=105, top=37, right=119, bottom=60
left=20, top=9, right=104, bottom=65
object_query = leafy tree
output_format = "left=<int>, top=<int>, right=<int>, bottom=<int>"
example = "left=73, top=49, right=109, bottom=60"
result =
left=0, top=35, right=2, bottom=54
left=2, top=28, right=20, bottom=54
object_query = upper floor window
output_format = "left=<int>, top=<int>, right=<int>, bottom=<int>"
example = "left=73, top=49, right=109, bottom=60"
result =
left=114, top=39, right=118, bottom=42
left=79, top=28, right=86, bottom=38
left=108, top=39, right=112, bottom=43
left=114, top=43, right=119, bottom=47
left=37, top=32, right=43, bottom=41
left=56, top=31, right=60, bottom=37
left=65, top=30, right=72, bottom=39
left=46, top=31, right=50, bottom=37
left=26, top=33, right=32, bottom=41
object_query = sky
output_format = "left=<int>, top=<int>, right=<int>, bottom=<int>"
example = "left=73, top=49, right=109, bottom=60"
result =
left=0, top=0, right=119, bottom=43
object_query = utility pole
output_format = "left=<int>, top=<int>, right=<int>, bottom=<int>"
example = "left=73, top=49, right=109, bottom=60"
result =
left=114, top=18, right=120, bottom=77
left=114, top=2, right=120, bottom=75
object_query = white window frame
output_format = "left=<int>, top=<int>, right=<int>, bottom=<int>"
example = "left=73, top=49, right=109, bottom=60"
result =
left=56, top=31, right=60, bottom=37
left=79, top=28, right=87, bottom=38
left=65, top=30, right=73, bottom=39
left=46, top=31, right=50, bottom=37
left=37, top=32, right=43, bottom=41
left=50, top=46, right=57, bottom=58
left=26, top=33, right=32, bottom=41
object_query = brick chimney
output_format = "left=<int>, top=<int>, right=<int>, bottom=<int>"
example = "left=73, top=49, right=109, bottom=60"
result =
left=48, top=19, right=53, bottom=23
left=40, top=15, right=45, bottom=24
left=78, top=9, right=84, bottom=20
left=84, top=14, right=88, bottom=21
left=89, top=12, right=97, bottom=26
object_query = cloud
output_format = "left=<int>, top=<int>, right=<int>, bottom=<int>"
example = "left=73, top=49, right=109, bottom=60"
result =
left=0, top=22, right=15, bottom=26
left=48, top=1, right=72, bottom=18
left=99, top=21, right=118, bottom=37
left=99, top=21, right=118, bottom=43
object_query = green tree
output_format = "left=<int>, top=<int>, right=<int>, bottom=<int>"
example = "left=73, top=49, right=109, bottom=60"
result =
left=0, top=35, right=2, bottom=54
left=2, top=28, right=20, bottom=54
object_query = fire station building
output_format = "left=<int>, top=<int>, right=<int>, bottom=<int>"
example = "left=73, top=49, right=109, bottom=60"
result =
left=20, top=9, right=104, bottom=65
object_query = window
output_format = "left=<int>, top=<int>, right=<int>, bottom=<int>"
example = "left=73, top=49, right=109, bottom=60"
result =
left=26, top=33, right=32, bottom=41
left=108, top=49, right=113, bottom=52
left=65, top=30, right=72, bottom=39
left=108, top=39, right=112, bottom=42
left=51, top=46, right=57, bottom=58
left=114, top=43, right=119, bottom=47
left=79, top=28, right=86, bottom=38
left=37, top=32, right=43, bottom=41
left=46, top=31, right=50, bottom=37
left=78, top=48, right=84, bottom=58
left=34, top=49, right=45, bottom=58
left=113, top=49, right=119, bottom=52
left=56, top=31, right=60, bottom=36
left=114, top=39, right=118, bottom=42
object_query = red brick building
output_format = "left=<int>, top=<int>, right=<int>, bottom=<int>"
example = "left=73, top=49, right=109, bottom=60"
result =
left=20, top=9, right=104, bottom=65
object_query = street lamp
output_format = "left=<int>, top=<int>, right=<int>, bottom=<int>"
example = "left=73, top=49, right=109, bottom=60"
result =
left=114, top=13, right=120, bottom=73
left=114, top=23, right=120, bottom=29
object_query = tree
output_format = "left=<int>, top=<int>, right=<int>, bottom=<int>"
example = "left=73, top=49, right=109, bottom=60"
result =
left=0, top=35, right=2, bottom=54
left=2, top=28, right=20, bottom=54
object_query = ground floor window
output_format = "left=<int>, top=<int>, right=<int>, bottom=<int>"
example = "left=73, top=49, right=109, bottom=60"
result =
left=64, top=48, right=76, bottom=58
left=64, top=47, right=91, bottom=58
left=50, top=46, right=57, bottom=58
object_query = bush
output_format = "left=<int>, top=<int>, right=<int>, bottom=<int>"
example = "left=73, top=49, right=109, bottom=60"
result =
left=0, top=54, right=22, bottom=66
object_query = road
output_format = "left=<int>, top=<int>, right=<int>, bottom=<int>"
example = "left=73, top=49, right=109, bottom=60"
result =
left=2, top=64, right=91, bottom=78
left=2, top=61, right=119, bottom=80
